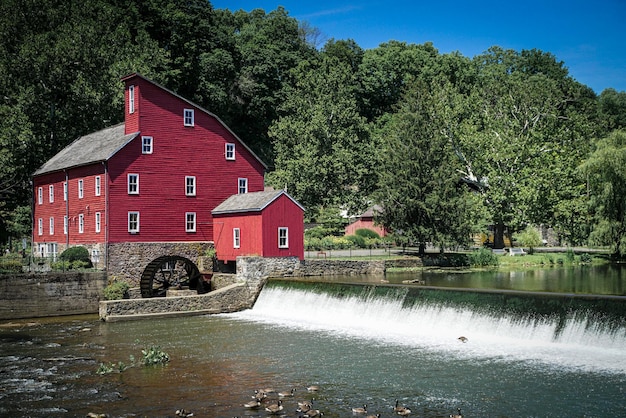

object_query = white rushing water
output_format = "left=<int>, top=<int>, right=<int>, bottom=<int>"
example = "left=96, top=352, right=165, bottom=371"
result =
left=231, top=285, right=626, bottom=374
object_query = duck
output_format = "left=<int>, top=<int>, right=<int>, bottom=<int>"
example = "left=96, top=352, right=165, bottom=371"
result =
left=366, top=415, right=381, bottom=418
left=278, top=388, right=296, bottom=397
left=297, top=399, right=314, bottom=412
left=303, top=409, right=323, bottom=417
left=352, top=404, right=367, bottom=414
left=450, top=407, right=463, bottom=418
left=394, top=399, right=411, bottom=416
left=458, top=336, right=468, bottom=343
left=175, top=409, right=194, bottom=417
left=252, top=389, right=267, bottom=401
left=307, top=384, right=320, bottom=392
left=265, top=400, right=283, bottom=415
left=243, top=400, right=261, bottom=409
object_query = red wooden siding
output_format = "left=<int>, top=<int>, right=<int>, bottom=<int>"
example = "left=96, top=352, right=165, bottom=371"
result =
left=345, top=218, right=388, bottom=237
left=32, top=165, right=107, bottom=249
left=261, top=194, right=304, bottom=259
left=213, top=212, right=264, bottom=261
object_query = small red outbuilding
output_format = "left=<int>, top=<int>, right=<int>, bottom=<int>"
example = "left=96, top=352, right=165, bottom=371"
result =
left=212, top=189, right=305, bottom=261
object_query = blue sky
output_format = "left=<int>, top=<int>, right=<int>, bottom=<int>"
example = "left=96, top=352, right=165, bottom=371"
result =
left=211, top=0, right=626, bottom=94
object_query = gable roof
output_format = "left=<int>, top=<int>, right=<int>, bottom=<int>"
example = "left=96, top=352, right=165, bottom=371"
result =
left=121, top=73, right=267, bottom=170
left=212, top=189, right=305, bottom=215
left=33, top=123, right=139, bottom=176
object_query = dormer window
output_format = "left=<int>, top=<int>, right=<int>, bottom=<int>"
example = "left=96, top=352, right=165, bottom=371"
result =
left=184, top=109, right=194, bottom=126
left=129, top=85, right=135, bottom=114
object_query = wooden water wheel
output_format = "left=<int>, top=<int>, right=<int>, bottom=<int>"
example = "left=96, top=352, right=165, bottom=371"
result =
left=140, top=256, right=202, bottom=298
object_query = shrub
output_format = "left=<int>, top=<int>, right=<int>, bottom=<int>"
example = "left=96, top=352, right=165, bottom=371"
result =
left=580, top=253, right=592, bottom=264
left=104, top=281, right=130, bottom=300
left=355, top=228, right=380, bottom=240
left=60, top=246, right=92, bottom=267
left=514, top=226, right=543, bottom=253
left=467, top=248, right=499, bottom=267
left=0, top=258, right=23, bottom=272
left=566, top=248, right=575, bottom=263
left=346, top=234, right=366, bottom=248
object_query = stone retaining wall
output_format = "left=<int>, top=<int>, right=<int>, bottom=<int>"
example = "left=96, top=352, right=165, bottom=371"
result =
left=0, top=272, right=107, bottom=320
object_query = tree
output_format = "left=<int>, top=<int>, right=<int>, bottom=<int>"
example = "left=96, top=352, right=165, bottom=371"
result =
left=267, top=55, right=375, bottom=214
left=375, top=79, right=485, bottom=253
left=598, top=88, right=626, bottom=132
left=579, top=130, right=626, bottom=258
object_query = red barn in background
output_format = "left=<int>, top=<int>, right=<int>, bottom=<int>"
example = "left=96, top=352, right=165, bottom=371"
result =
left=344, top=205, right=388, bottom=237
left=212, top=189, right=305, bottom=261
left=31, top=74, right=302, bottom=290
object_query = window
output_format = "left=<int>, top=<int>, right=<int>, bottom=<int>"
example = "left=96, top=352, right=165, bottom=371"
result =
left=49, top=185, right=54, bottom=203
left=238, top=178, right=248, bottom=194
left=38, top=218, right=43, bottom=236
left=128, top=212, right=140, bottom=233
left=49, top=217, right=54, bottom=235
left=129, top=85, right=135, bottom=114
left=78, top=179, right=84, bottom=199
left=38, top=187, right=43, bottom=205
left=64, top=216, right=68, bottom=235
left=47, top=243, right=58, bottom=262
left=95, top=212, right=101, bottom=233
left=95, top=176, right=101, bottom=196
left=185, top=212, right=196, bottom=232
left=128, top=174, right=139, bottom=194
left=233, top=228, right=240, bottom=249
left=142, top=136, right=153, bottom=154
left=78, top=214, right=84, bottom=234
left=185, top=176, right=196, bottom=196
left=184, top=109, right=194, bottom=126
left=63, top=182, right=67, bottom=201
left=225, top=143, right=235, bottom=160
left=278, top=227, right=289, bottom=248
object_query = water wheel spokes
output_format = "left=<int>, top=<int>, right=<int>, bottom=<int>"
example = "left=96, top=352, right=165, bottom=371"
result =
left=140, top=256, right=202, bottom=298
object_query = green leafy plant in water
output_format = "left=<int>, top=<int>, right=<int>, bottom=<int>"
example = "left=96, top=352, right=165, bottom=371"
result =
left=141, top=346, right=170, bottom=366
left=96, top=362, right=115, bottom=375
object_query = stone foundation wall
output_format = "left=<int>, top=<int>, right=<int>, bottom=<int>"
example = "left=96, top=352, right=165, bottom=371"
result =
left=0, top=272, right=107, bottom=320
left=107, top=242, right=213, bottom=286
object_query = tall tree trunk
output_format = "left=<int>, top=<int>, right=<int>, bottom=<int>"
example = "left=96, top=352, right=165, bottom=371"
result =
left=494, top=222, right=506, bottom=249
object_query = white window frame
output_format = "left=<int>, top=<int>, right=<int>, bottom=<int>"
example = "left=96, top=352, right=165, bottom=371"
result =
left=78, top=214, right=84, bottom=234
left=38, top=187, right=43, bottom=205
left=238, top=178, right=248, bottom=194
left=128, top=174, right=139, bottom=194
left=129, top=85, right=135, bottom=114
left=95, top=212, right=101, bottom=233
left=38, top=218, right=43, bottom=236
left=49, top=185, right=54, bottom=203
left=225, top=143, right=235, bottom=160
left=278, top=227, right=289, bottom=249
left=63, top=182, right=67, bottom=201
left=185, top=176, right=196, bottom=196
left=185, top=212, right=196, bottom=232
left=78, top=179, right=84, bottom=199
left=64, top=215, right=68, bottom=235
left=233, top=228, right=241, bottom=249
left=47, top=243, right=58, bottom=262
left=184, top=108, right=194, bottom=126
left=95, top=176, right=101, bottom=196
left=128, top=211, right=140, bottom=233
left=49, top=217, right=54, bottom=235
left=142, top=136, right=153, bottom=154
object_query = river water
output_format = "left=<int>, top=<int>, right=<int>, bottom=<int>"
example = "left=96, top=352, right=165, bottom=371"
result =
left=1, top=267, right=625, bottom=418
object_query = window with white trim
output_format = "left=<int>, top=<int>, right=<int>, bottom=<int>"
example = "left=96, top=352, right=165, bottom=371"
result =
left=225, top=143, right=235, bottom=160
left=47, top=243, right=58, bottom=262
left=95, top=176, right=101, bottom=196
left=184, top=109, right=194, bottom=126
left=129, top=85, right=135, bottom=114
left=142, top=136, right=153, bottom=154
left=278, top=227, right=289, bottom=248
left=128, top=174, right=139, bottom=194
left=78, top=179, right=84, bottom=199
left=185, top=176, right=196, bottom=196
left=233, top=228, right=241, bottom=249
left=63, top=182, right=67, bottom=201
left=64, top=216, right=68, bottom=235
left=38, top=187, right=43, bottom=205
left=238, top=178, right=248, bottom=194
left=95, top=212, right=101, bottom=233
left=128, top=212, right=139, bottom=233
left=49, top=217, right=54, bottom=235
left=38, top=218, right=43, bottom=236
left=185, top=212, right=196, bottom=232
left=49, top=185, right=54, bottom=203
left=78, top=214, right=84, bottom=234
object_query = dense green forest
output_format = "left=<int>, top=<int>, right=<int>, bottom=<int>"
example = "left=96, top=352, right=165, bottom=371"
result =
left=1, top=0, right=626, bottom=256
